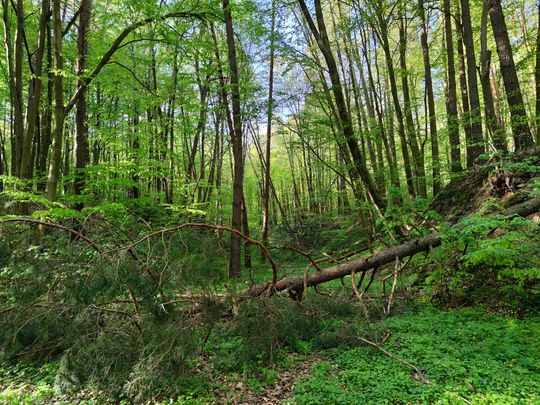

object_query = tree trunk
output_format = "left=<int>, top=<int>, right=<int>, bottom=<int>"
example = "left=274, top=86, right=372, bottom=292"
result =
left=418, top=0, right=440, bottom=194
left=297, top=0, right=386, bottom=211
left=45, top=0, right=65, bottom=202
left=374, top=7, right=416, bottom=199
left=241, top=193, right=252, bottom=270
left=222, top=0, right=245, bottom=278
left=399, top=16, right=426, bottom=198
left=534, top=1, right=540, bottom=145
left=20, top=0, right=50, bottom=180
left=455, top=5, right=474, bottom=167
left=480, top=1, right=507, bottom=153
left=73, top=0, right=92, bottom=208
left=444, top=0, right=462, bottom=173
left=488, top=0, right=534, bottom=151
left=460, top=0, right=485, bottom=165
left=262, top=0, right=276, bottom=247
left=37, top=21, right=53, bottom=191
left=12, top=0, right=24, bottom=176
left=167, top=52, right=178, bottom=204
left=244, top=197, right=540, bottom=298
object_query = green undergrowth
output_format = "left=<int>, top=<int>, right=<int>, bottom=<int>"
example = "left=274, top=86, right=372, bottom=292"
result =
left=294, top=306, right=540, bottom=404
left=2, top=304, right=539, bottom=404
left=1, top=195, right=539, bottom=403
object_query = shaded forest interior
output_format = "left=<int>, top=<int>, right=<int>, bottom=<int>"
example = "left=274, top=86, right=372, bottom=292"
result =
left=0, top=0, right=539, bottom=403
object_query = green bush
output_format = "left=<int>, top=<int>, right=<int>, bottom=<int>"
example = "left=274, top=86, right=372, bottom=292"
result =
left=425, top=215, right=540, bottom=311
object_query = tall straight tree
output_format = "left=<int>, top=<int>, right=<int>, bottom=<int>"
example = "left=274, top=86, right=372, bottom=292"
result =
left=460, top=0, right=485, bottom=165
left=444, top=0, right=462, bottom=173
left=222, top=0, right=245, bottom=278
left=262, top=0, right=276, bottom=247
left=399, top=16, right=426, bottom=198
left=20, top=0, right=50, bottom=180
left=455, top=3, right=474, bottom=165
left=480, top=0, right=507, bottom=153
left=299, top=0, right=386, bottom=210
left=2, top=0, right=24, bottom=176
left=487, top=0, right=534, bottom=151
left=74, top=0, right=92, bottom=208
left=45, top=0, right=65, bottom=201
left=536, top=1, right=540, bottom=145
left=418, top=0, right=440, bottom=194
left=371, top=3, right=416, bottom=199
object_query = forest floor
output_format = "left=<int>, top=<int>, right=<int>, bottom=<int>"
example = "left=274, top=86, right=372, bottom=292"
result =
left=1, top=151, right=539, bottom=404
left=1, top=302, right=539, bottom=404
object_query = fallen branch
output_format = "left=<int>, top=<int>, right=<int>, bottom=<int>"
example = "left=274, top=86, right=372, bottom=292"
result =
left=241, top=197, right=540, bottom=298
left=357, top=336, right=431, bottom=384
left=0, top=217, right=101, bottom=252
left=386, top=256, right=412, bottom=315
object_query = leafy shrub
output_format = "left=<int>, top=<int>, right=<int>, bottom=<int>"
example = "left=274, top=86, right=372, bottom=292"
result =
left=425, top=215, right=540, bottom=311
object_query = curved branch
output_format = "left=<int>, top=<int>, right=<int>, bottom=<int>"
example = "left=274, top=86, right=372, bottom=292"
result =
left=64, top=10, right=210, bottom=115
left=124, top=223, right=278, bottom=285
left=0, top=218, right=101, bottom=252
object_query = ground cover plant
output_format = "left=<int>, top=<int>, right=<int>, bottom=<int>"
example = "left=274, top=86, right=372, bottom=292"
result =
left=1, top=0, right=540, bottom=403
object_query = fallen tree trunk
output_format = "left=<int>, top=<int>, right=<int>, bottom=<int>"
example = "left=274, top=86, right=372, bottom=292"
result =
left=243, top=197, right=540, bottom=298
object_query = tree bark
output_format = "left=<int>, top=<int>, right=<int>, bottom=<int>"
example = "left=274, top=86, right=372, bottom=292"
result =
left=244, top=197, right=540, bottom=298
left=536, top=1, right=540, bottom=145
left=444, top=0, right=462, bottom=173
left=298, top=0, right=386, bottom=211
left=373, top=6, right=416, bottom=199
left=460, top=0, right=485, bottom=165
left=45, top=0, right=65, bottom=202
left=455, top=5, right=474, bottom=167
left=418, top=0, right=440, bottom=194
left=20, top=0, right=50, bottom=180
left=262, top=0, right=276, bottom=247
left=13, top=0, right=24, bottom=176
left=399, top=16, right=426, bottom=198
left=37, top=21, right=53, bottom=191
left=480, top=1, right=507, bottom=153
left=488, top=0, right=534, bottom=151
left=74, top=0, right=92, bottom=208
left=222, top=0, right=245, bottom=278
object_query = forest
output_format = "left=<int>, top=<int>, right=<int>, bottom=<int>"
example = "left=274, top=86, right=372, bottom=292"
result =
left=0, top=0, right=539, bottom=403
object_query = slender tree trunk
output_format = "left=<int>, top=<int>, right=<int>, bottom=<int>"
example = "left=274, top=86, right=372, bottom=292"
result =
left=359, top=31, right=400, bottom=193
left=455, top=5, right=474, bottom=167
left=37, top=22, right=53, bottom=191
left=418, top=0, right=440, bottom=194
left=262, top=0, right=276, bottom=247
left=132, top=113, right=141, bottom=199
left=13, top=0, right=24, bottom=177
left=0, top=129, right=4, bottom=191
left=187, top=58, right=209, bottom=180
left=2, top=0, right=24, bottom=177
left=376, top=9, right=415, bottom=199
left=223, top=0, right=245, bottom=278
left=241, top=193, right=252, bottom=270
left=399, top=17, right=426, bottom=198
left=488, top=0, right=534, bottom=151
left=45, top=0, right=65, bottom=202
left=444, top=0, right=462, bottom=173
left=536, top=1, right=540, bottom=145
left=74, top=0, right=92, bottom=208
left=461, top=0, right=485, bottom=165
left=167, top=52, right=178, bottom=204
left=480, top=1, right=507, bottom=153
left=298, top=0, right=386, bottom=210
left=20, top=0, right=50, bottom=180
